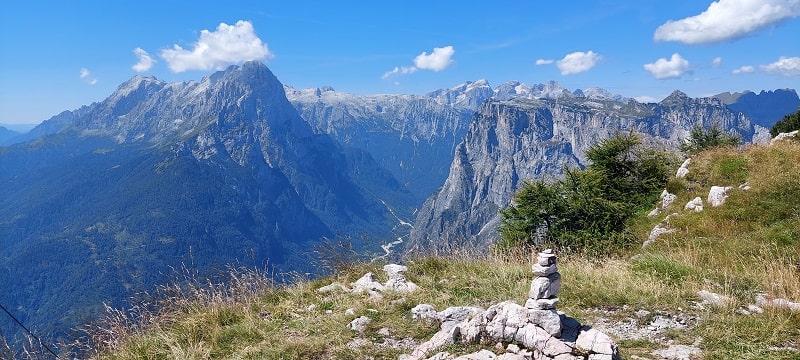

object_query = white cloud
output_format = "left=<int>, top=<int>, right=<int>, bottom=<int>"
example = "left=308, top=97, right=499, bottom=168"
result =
left=712, top=57, right=723, bottom=68
left=535, top=59, right=554, bottom=65
left=732, top=65, right=755, bottom=74
left=382, top=45, right=455, bottom=79
left=132, top=48, right=156, bottom=72
left=160, top=20, right=273, bottom=73
left=381, top=66, right=417, bottom=79
left=760, top=56, right=800, bottom=76
left=633, top=96, right=658, bottom=103
left=654, top=0, right=800, bottom=44
left=643, top=53, right=691, bottom=79
left=79, top=68, right=97, bottom=85
left=556, top=51, right=601, bottom=75
left=413, top=46, right=455, bottom=71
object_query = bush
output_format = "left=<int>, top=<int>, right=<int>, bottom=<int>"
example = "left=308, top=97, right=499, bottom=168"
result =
left=679, top=124, right=741, bottom=154
left=498, top=133, right=674, bottom=255
left=770, top=109, right=800, bottom=137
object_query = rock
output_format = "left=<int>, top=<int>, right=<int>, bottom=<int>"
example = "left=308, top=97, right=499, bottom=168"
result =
left=412, top=304, right=440, bottom=324
left=346, top=337, right=371, bottom=349
left=738, top=182, right=751, bottom=191
left=506, top=343, right=521, bottom=353
left=755, top=293, right=800, bottom=311
left=698, top=290, right=732, bottom=307
left=439, top=306, right=484, bottom=327
left=345, top=308, right=355, bottom=315
left=662, top=191, right=677, bottom=209
left=348, top=316, right=371, bottom=334
left=647, top=207, right=661, bottom=217
left=306, top=304, right=317, bottom=311
left=453, top=349, right=497, bottom=359
left=684, top=197, right=703, bottom=212
left=529, top=309, right=562, bottom=337
left=525, top=297, right=560, bottom=310
left=634, top=310, right=651, bottom=318
left=576, top=327, right=617, bottom=355
left=422, top=351, right=455, bottom=360
left=643, top=224, right=675, bottom=247
left=531, top=263, right=558, bottom=277
left=676, top=158, right=691, bottom=178
left=378, top=327, right=392, bottom=337
left=529, top=272, right=561, bottom=299
left=317, top=282, right=350, bottom=293
left=652, top=344, right=702, bottom=359
left=407, top=325, right=461, bottom=360
left=384, top=264, right=420, bottom=293
left=747, top=304, right=764, bottom=314
left=351, top=272, right=385, bottom=299
left=708, top=186, right=733, bottom=207
left=770, top=130, right=799, bottom=145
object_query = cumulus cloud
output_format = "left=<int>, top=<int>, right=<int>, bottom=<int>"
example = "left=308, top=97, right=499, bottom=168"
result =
left=712, top=57, right=723, bottom=68
left=535, top=59, right=554, bottom=65
left=654, top=0, right=800, bottom=44
left=732, top=65, right=755, bottom=74
left=79, top=68, right=97, bottom=85
left=760, top=56, right=800, bottom=76
left=132, top=48, right=156, bottom=72
left=644, top=53, right=691, bottom=79
left=413, top=46, right=455, bottom=71
left=556, top=51, right=601, bottom=75
left=161, top=20, right=273, bottom=73
left=382, top=45, right=455, bottom=79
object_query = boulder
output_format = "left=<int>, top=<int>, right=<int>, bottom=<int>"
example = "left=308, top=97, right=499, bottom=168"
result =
left=384, top=264, right=420, bottom=293
left=698, top=290, right=732, bottom=307
left=683, top=197, right=703, bottom=212
left=675, top=158, right=691, bottom=178
left=348, top=316, right=371, bottom=335
left=708, top=186, right=733, bottom=207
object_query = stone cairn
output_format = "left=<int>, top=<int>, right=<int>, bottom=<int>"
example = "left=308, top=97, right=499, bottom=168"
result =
left=403, top=249, right=620, bottom=360
left=524, top=249, right=563, bottom=336
left=526, top=249, right=561, bottom=308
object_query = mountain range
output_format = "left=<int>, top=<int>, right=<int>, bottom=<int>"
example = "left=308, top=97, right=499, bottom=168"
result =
left=1, top=60, right=797, bottom=344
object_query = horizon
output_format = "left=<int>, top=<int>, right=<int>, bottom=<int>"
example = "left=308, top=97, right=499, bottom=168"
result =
left=2, top=1, right=799, bottom=125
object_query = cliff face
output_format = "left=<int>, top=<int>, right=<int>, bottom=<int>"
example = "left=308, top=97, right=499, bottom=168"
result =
left=285, top=86, right=476, bottom=203
left=407, top=93, right=756, bottom=253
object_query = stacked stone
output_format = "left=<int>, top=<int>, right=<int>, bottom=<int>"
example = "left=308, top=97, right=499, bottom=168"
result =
left=524, top=249, right=563, bottom=336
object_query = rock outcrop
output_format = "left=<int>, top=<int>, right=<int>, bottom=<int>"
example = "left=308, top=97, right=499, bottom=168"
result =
left=409, top=92, right=755, bottom=253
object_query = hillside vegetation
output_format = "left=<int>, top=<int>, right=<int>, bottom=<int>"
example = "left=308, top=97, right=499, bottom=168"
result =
left=24, top=138, right=797, bottom=359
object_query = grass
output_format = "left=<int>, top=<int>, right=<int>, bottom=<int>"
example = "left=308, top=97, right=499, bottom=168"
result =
left=70, top=141, right=800, bottom=359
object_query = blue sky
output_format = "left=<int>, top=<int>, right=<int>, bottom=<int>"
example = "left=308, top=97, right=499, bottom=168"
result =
left=1, top=1, right=799, bottom=125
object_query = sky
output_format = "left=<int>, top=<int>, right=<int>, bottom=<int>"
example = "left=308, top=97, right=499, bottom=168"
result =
left=1, top=0, right=799, bottom=125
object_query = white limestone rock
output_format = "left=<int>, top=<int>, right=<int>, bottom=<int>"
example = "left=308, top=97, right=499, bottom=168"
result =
left=411, top=304, right=440, bottom=324
left=317, top=282, right=350, bottom=293
left=708, top=186, right=733, bottom=207
left=351, top=272, right=385, bottom=299
left=675, top=158, right=691, bottom=178
left=348, top=316, right=371, bottom=334
left=684, top=197, right=703, bottom=212
left=576, top=327, right=617, bottom=355
left=643, top=224, right=675, bottom=248
left=755, top=293, right=800, bottom=311
left=529, top=309, right=562, bottom=337
left=661, top=190, right=678, bottom=209
left=770, top=130, right=799, bottom=145
left=529, top=272, right=562, bottom=299
left=384, top=264, right=419, bottom=293
left=698, top=290, right=732, bottom=307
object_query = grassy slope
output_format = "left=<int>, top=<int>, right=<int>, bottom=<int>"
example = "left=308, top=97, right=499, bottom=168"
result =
left=91, top=140, right=799, bottom=360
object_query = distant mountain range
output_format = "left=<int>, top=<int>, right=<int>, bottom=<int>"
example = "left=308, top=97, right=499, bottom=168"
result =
left=1, top=61, right=797, bottom=345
